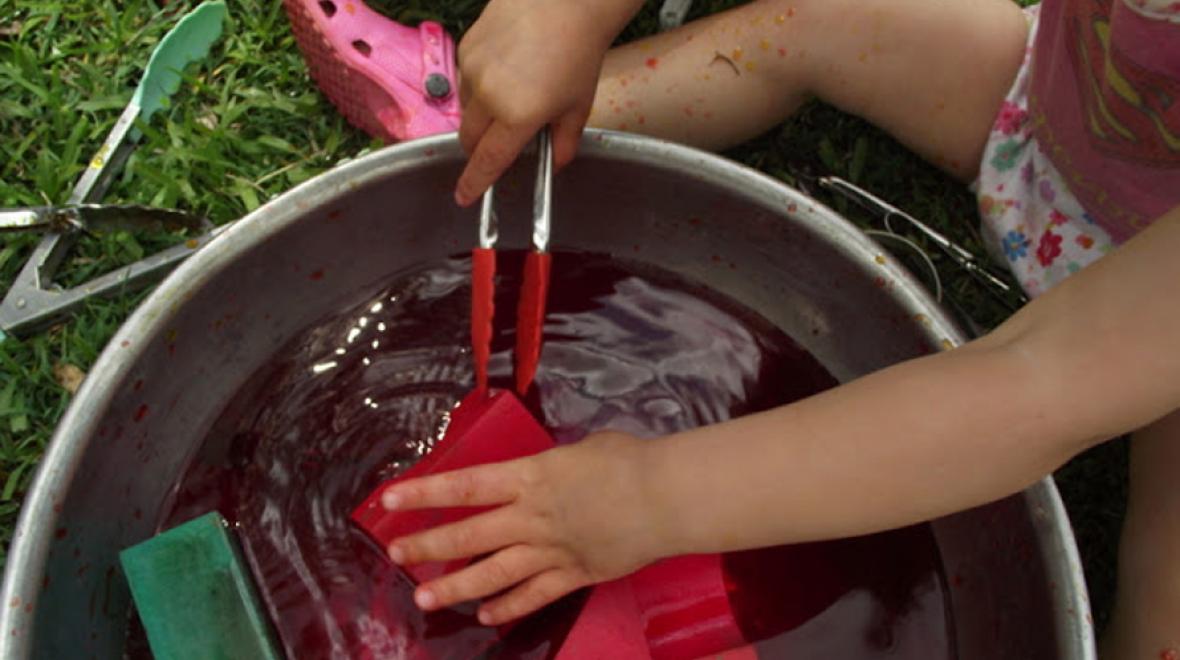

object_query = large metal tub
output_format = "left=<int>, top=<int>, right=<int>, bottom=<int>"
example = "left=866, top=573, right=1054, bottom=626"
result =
left=0, top=131, right=1093, bottom=658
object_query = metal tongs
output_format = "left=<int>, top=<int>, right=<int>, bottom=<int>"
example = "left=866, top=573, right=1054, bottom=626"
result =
left=471, top=129, right=553, bottom=395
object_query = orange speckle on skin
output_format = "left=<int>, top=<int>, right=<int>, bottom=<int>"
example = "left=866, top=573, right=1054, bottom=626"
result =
left=775, top=14, right=786, bottom=24
left=857, top=51, right=868, bottom=62
left=645, top=57, right=659, bottom=70
left=936, top=100, right=946, bottom=110
left=687, top=34, right=694, bottom=42
left=344, top=2, right=355, bottom=13
left=703, top=73, right=712, bottom=81
left=744, top=61, right=757, bottom=72
left=731, top=47, right=744, bottom=61
left=759, top=39, right=770, bottom=51
left=613, top=106, right=622, bottom=114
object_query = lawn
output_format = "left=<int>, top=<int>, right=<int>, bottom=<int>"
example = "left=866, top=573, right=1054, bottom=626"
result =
left=0, top=0, right=1123, bottom=634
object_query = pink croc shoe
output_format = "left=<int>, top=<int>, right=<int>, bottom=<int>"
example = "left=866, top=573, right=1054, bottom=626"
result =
left=283, top=0, right=461, bottom=142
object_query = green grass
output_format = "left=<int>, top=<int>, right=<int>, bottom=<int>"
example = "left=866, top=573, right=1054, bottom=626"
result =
left=1, top=0, right=1120, bottom=633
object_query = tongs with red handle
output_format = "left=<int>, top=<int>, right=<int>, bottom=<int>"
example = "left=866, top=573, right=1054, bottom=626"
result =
left=471, top=129, right=553, bottom=396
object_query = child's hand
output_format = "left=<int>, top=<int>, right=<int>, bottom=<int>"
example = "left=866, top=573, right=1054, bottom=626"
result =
left=381, top=431, right=662, bottom=624
left=454, top=0, right=644, bottom=206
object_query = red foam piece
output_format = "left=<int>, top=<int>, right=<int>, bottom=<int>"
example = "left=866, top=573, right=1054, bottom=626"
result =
left=631, top=554, right=745, bottom=660
left=352, top=389, right=747, bottom=658
left=695, top=645, right=758, bottom=660
left=554, top=580, right=652, bottom=660
left=351, top=389, right=555, bottom=582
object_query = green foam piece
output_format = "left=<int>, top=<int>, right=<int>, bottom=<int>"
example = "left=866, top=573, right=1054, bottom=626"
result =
left=120, top=512, right=281, bottom=660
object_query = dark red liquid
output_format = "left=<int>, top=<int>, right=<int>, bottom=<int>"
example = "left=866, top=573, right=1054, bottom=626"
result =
left=140, top=251, right=955, bottom=659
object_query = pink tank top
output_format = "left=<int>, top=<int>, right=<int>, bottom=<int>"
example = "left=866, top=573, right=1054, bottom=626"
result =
left=1028, top=0, right=1180, bottom=243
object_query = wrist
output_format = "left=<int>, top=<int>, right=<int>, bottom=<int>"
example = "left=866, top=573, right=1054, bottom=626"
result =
left=632, top=434, right=694, bottom=560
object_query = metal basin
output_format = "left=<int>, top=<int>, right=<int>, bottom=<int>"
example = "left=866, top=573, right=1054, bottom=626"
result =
left=0, top=131, right=1093, bottom=658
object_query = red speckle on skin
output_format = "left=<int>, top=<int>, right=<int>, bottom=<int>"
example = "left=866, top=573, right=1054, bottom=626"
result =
left=626, top=100, right=638, bottom=109
left=328, top=209, right=343, bottom=221
left=134, top=404, right=148, bottom=422
left=703, top=111, right=714, bottom=119
left=689, top=217, right=702, bottom=226
left=778, top=47, right=787, bottom=57
left=618, top=123, right=629, bottom=131
left=133, top=508, right=143, bottom=521
left=8, top=598, right=18, bottom=609
left=728, top=262, right=737, bottom=270
left=133, top=379, right=143, bottom=392
left=167, top=343, right=176, bottom=357
left=645, top=57, right=659, bottom=69
left=620, top=78, right=629, bottom=88
left=613, top=106, right=623, bottom=114
left=873, top=276, right=886, bottom=288
left=52, top=503, right=63, bottom=514
left=687, top=34, right=694, bottom=42
left=1161, top=649, right=1178, bottom=660
left=120, top=340, right=129, bottom=348
left=424, top=148, right=436, bottom=157
left=54, top=528, right=67, bottom=540
left=788, top=6, right=796, bottom=16
left=683, top=106, right=695, bottom=117
left=309, top=269, right=325, bottom=281
left=632, top=244, right=641, bottom=252
left=787, top=203, right=798, bottom=213
left=711, top=254, right=722, bottom=263
left=952, top=573, right=965, bottom=587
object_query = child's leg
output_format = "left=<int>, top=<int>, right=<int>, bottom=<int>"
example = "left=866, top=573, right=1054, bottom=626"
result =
left=589, top=0, right=1028, bottom=181
left=1100, top=410, right=1180, bottom=659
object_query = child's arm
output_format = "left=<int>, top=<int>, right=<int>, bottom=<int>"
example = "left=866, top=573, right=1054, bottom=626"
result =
left=453, top=0, right=646, bottom=206
left=385, top=206, right=1180, bottom=625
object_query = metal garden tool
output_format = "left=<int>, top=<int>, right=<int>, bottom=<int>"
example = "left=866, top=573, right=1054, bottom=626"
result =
left=0, top=205, right=209, bottom=236
left=816, top=175, right=1026, bottom=309
left=470, top=129, right=554, bottom=395
left=0, top=1, right=228, bottom=339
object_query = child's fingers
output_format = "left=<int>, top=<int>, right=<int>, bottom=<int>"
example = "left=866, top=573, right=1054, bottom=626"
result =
left=388, top=506, right=527, bottom=566
left=381, top=462, right=519, bottom=512
left=456, top=121, right=537, bottom=207
left=413, top=544, right=559, bottom=611
left=477, top=567, right=588, bottom=625
left=551, top=107, right=588, bottom=170
left=459, top=99, right=492, bottom=157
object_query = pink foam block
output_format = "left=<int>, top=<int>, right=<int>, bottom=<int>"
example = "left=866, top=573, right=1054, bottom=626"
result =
left=554, top=580, right=652, bottom=660
left=631, top=554, right=746, bottom=660
left=351, top=389, right=555, bottom=583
